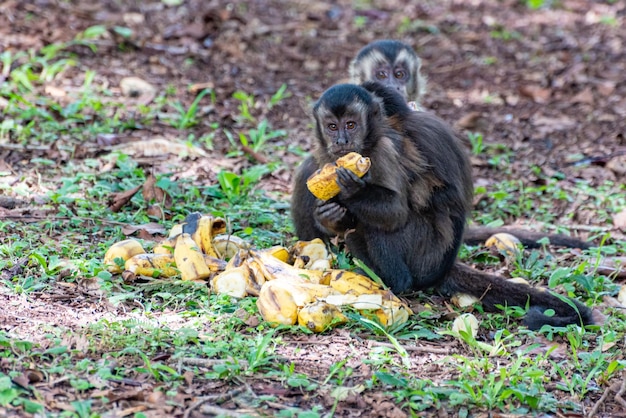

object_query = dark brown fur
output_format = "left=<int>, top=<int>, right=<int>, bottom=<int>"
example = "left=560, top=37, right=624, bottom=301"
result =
left=291, top=82, right=594, bottom=329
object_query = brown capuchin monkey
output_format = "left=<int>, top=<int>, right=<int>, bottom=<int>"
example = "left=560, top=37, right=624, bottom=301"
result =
left=349, top=39, right=591, bottom=250
left=290, top=82, right=594, bottom=330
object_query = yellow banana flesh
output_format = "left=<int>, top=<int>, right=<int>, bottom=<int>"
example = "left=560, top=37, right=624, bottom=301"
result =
left=297, top=301, right=347, bottom=333
left=125, top=253, right=178, bottom=278
left=211, top=265, right=253, bottom=298
left=174, top=233, right=212, bottom=281
left=306, top=152, right=371, bottom=200
left=103, top=239, right=146, bottom=273
left=485, top=232, right=521, bottom=257
left=368, top=300, right=413, bottom=327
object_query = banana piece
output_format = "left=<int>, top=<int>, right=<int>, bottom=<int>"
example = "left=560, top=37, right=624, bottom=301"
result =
left=211, top=265, right=253, bottom=298
left=250, top=250, right=325, bottom=284
left=212, top=235, right=249, bottom=260
left=190, top=215, right=227, bottom=258
left=168, top=223, right=183, bottom=238
left=174, top=233, right=213, bottom=281
left=203, top=255, right=228, bottom=274
left=257, top=280, right=299, bottom=325
left=154, top=235, right=178, bottom=255
left=306, top=152, right=371, bottom=200
left=290, top=238, right=330, bottom=268
left=327, top=270, right=386, bottom=295
left=325, top=293, right=384, bottom=310
left=451, top=293, right=481, bottom=308
left=125, top=253, right=178, bottom=277
left=103, top=239, right=146, bottom=273
left=265, top=246, right=290, bottom=263
left=298, top=301, right=347, bottom=333
left=256, top=279, right=341, bottom=326
left=371, top=300, right=413, bottom=327
left=485, top=233, right=522, bottom=257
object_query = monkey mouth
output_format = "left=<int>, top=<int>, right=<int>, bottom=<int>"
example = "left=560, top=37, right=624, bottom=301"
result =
left=328, top=146, right=357, bottom=158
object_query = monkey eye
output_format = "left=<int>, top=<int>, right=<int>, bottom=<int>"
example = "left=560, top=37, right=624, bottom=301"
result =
left=346, top=121, right=356, bottom=130
left=376, top=70, right=388, bottom=80
left=328, top=123, right=338, bottom=131
left=394, top=70, right=406, bottom=79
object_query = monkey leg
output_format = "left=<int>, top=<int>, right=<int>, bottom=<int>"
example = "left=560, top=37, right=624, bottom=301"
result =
left=345, top=230, right=414, bottom=294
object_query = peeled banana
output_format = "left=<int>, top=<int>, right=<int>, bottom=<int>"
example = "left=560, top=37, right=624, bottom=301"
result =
left=306, top=152, right=371, bottom=200
left=485, top=233, right=522, bottom=257
left=298, top=301, right=347, bottom=332
left=174, top=233, right=213, bottom=281
left=211, top=265, right=253, bottom=298
left=125, top=253, right=178, bottom=278
left=103, top=239, right=146, bottom=273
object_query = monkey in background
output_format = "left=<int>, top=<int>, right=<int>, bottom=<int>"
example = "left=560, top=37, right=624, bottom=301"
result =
left=290, top=82, right=594, bottom=330
left=349, top=39, right=591, bottom=250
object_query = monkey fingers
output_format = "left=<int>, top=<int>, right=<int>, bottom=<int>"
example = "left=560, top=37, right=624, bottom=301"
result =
left=315, top=201, right=355, bottom=234
left=336, top=167, right=366, bottom=198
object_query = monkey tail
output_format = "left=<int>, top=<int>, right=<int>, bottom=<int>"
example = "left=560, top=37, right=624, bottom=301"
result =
left=439, top=263, right=594, bottom=330
left=463, top=226, right=591, bottom=249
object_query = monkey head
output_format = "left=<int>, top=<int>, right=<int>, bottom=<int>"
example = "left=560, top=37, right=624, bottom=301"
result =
left=349, top=40, right=424, bottom=103
left=313, top=84, right=382, bottom=160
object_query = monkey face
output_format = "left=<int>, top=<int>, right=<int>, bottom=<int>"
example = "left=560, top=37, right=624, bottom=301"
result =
left=316, top=109, right=368, bottom=157
left=313, top=84, right=373, bottom=158
left=349, top=40, right=423, bottom=103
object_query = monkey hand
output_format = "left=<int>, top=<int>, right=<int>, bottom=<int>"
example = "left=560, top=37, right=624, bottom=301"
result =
left=336, top=167, right=366, bottom=199
left=315, top=201, right=356, bottom=235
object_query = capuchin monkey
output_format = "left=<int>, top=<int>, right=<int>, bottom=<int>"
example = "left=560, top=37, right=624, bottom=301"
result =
left=349, top=39, right=590, bottom=250
left=350, top=39, right=425, bottom=110
left=291, top=82, right=594, bottom=330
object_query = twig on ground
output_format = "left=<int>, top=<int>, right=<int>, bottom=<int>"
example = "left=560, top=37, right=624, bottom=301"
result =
left=183, top=388, right=246, bottom=418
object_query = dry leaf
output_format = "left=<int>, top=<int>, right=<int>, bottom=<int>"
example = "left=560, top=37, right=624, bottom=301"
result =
left=519, top=85, right=551, bottom=103
left=614, top=209, right=626, bottom=231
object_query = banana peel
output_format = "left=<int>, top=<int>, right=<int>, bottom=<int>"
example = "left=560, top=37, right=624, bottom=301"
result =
left=125, top=253, right=178, bottom=278
left=250, top=250, right=326, bottom=284
left=103, top=239, right=146, bottom=273
left=174, top=233, right=213, bottom=281
left=298, top=301, right=347, bottom=332
left=306, top=152, right=371, bottom=200
left=213, top=235, right=249, bottom=260
left=189, top=215, right=227, bottom=258
left=256, top=278, right=341, bottom=326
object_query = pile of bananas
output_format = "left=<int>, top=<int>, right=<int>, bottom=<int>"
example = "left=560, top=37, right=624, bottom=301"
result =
left=103, top=212, right=412, bottom=333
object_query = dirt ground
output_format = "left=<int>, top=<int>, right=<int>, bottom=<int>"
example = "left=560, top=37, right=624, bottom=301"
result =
left=1, top=0, right=626, bottom=416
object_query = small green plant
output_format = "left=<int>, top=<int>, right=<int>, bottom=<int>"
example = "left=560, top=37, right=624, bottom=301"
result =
left=233, top=90, right=256, bottom=123
left=467, top=132, right=484, bottom=155
left=239, top=119, right=287, bottom=154
left=216, top=164, right=272, bottom=202
left=168, top=88, right=212, bottom=129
